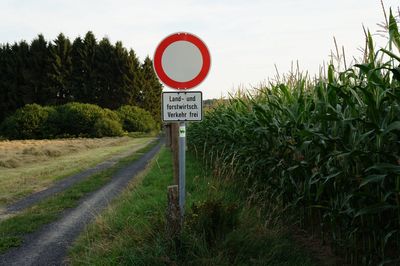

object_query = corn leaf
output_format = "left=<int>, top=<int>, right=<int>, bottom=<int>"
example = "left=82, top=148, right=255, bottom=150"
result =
left=389, top=9, right=400, bottom=52
left=383, top=121, right=400, bottom=136
left=359, top=174, right=387, bottom=188
left=355, top=203, right=397, bottom=217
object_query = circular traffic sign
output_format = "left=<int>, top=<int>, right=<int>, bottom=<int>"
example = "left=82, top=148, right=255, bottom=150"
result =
left=153, top=32, right=211, bottom=90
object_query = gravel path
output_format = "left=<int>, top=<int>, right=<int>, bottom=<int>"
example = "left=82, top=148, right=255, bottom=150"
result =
left=5, top=139, right=155, bottom=214
left=0, top=140, right=163, bottom=266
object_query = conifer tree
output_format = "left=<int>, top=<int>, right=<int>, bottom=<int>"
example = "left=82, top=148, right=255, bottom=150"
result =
left=113, top=41, right=136, bottom=108
left=0, top=44, right=15, bottom=121
left=28, top=34, right=52, bottom=104
left=10, top=41, right=30, bottom=108
left=95, top=37, right=116, bottom=108
left=49, top=33, right=73, bottom=104
left=0, top=31, right=163, bottom=125
left=127, top=49, right=143, bottom=106
left=80, top=31, right=98, bottom=103
left=70, top=36, right=85, bottom=102
left=140, top=56, right=162, bottom=124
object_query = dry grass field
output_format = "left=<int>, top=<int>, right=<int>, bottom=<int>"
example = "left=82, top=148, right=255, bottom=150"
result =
left=0, top=137, right=155, bottom=208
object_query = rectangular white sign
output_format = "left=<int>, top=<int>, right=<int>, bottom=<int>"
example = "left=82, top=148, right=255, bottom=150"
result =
left=162, top=91, right=203, bottom=122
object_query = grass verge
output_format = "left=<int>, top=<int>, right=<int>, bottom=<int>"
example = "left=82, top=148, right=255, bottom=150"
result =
left=68, top=148, right=316, bottom=266
left=0, top=139, right=160, bottom=254
left=0, top=136, right=156, bottom=206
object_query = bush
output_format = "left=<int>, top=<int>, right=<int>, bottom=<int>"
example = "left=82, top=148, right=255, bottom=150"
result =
left=53, top=102, right=122, bottom=137
left=53, top=102, right=102, bottom=137
left=93, top=117, right=124, bottom=137
left=117, top=105, right=157, bottom=133
left=0, top=102, right=125, bottom=139
left=102, top=108, right=121, bottom=121
left=0, top=104, right=56, bottom=139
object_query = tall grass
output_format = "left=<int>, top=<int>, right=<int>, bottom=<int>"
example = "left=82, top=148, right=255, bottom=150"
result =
left=69, top=148, right=317, bottom=265
left=188, top=8, right=400, bottom=265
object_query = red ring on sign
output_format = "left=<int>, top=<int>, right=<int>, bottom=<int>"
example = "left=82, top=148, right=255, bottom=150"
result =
left=153, top=32, right=211, bottom=90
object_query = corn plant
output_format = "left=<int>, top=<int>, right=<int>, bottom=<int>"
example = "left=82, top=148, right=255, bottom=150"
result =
left=188, top=8, right=400, bottom=265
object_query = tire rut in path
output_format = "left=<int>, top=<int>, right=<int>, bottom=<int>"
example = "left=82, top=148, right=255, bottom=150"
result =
left=5, top=139, right=155, bottom=214
left=0, top=140, right=163, bottom=266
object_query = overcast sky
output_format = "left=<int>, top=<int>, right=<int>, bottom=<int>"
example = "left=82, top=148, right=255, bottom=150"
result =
left=1, top=0, right=399, bottom=99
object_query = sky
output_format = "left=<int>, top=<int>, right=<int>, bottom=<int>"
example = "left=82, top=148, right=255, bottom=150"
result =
left=1, top=0, right=399, bottom=99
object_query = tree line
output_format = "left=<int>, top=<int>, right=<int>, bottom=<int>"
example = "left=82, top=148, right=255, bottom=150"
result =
left=0, top=32, right=162, bottom=123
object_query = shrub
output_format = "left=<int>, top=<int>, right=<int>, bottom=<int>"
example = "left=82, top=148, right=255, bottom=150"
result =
left=117, top=105, right=157, bottom=133
left=93, top=117, right=124, bottom=137
left=0, top=102, right=125, bottom=139
left=102, top=107, right=121, bottom=121
left=53, top=102, right=122, bottom=137
left=53, top=102, right=102, bottom=137
left=0, top=104, right=56, bottom=139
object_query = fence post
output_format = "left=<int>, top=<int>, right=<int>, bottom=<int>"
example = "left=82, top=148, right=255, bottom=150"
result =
left=166, top=185, right=181, bottom=237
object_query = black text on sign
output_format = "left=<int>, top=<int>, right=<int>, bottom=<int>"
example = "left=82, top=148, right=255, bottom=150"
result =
left=162, top=92, right=203, bottom=122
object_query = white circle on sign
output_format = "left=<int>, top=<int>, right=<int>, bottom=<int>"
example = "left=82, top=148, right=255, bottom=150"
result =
left=161, top=41, right=203, bottom=82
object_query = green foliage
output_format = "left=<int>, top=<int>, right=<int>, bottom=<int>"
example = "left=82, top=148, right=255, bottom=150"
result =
left=0, top=32, right=162, bottom=128
left=93, top=118, right=124, bottom=137
left=0, top=102, right=125, bottom=139
left=186, top=199, right=240, bottom=246
left=0, top=104, right=56, bottom=139
left=139, top=56, right=163, bottom=125
left=389, top=8, right=400, bottom=52
left=49, top=33, right=73, bottom=104
left=117, top=105, right=157, bottom=133
left=69, top=148, right=316, bottom=266
left=54, top=102, right=105, bottom=137
left=187, top=15, right=400, bottom=265
left=27, top=34, right=53, bottom=105
left=52, top=102, right=122, bottom=137
left=0, top=41, right=31, bottom=122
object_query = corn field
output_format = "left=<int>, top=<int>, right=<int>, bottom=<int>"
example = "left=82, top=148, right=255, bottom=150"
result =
left=188, top=9, right=400, bottom=265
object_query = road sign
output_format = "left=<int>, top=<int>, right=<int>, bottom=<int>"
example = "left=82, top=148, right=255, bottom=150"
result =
left=153, top=32, right=211, bottom=90
left=154, top=33, right=210, bottom=224
left=162, top=91, right=202, bottom=122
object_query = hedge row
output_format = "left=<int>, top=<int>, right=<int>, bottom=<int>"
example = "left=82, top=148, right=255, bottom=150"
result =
left=0, top=103, right=158, bottom=139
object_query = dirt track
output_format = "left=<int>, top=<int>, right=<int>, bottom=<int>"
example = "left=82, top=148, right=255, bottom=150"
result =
left=0, top=140, right=163, bottom=266
left=5, top=140, right=153, bottom=214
